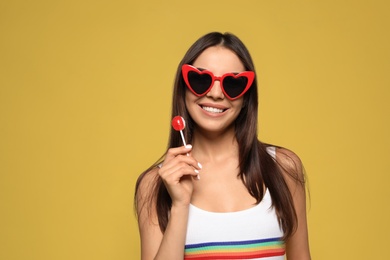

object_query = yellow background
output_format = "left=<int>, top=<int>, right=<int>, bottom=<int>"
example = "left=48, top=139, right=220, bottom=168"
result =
left=1, top=0, right=389, bottom=259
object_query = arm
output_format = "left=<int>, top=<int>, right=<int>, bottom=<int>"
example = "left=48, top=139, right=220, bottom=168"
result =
left=136, top=145, right=201, bottom=260
left=276, top=148, right=311, bottom=260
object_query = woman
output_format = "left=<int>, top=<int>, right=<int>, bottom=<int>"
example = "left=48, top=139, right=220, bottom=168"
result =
left=135, top=32, right=311, bottom=260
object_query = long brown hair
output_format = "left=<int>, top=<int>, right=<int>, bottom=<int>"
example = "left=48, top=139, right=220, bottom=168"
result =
left=135, top=32, right=303, bottom=240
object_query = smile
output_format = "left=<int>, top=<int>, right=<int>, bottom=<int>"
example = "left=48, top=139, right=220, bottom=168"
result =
left=201, top=106, right=226, bottom=113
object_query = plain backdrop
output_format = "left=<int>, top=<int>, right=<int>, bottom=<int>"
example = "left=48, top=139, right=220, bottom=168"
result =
left=1, top=0, right=389, bottom=259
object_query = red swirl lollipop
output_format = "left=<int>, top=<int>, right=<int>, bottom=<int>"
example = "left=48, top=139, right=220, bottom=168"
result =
left=172, top=116, right=186, bottom=131
left=172, top=116, right=187, bottom=146
left=172, top=116, right=200, bottom=180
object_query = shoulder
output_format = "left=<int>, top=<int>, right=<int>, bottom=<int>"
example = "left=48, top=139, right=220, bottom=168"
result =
left=137, top=166, right=160, bottom=188
left=275, top=147, right=302, bottom=170
left=135, top=166, right=160, bottom=215
left=135, top=167, right=164, bottom=258
left=275, top=148, right=311, bottom=258
left=136, top=166, right=159, bottom=198
left=275, top=147, right=305, bottom=184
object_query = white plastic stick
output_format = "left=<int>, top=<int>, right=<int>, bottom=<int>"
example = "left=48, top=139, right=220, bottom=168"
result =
left=180, top=130, right=187, bottom=146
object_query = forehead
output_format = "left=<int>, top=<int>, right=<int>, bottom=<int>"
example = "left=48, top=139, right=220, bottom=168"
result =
left=192, top=46, right=245, bottom=74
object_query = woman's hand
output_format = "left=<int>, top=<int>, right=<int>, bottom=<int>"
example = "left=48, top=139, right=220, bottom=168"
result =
left=158, top=145, right=202, bottom=207
left=137, top=145, right=202, bottom=260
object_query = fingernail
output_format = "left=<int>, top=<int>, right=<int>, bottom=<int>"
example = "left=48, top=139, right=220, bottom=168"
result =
left=197, top=174, right=200, bottom=180
left=194, top=169, right=200, bottom=174
left=185, top=144, right=192, bottom=149
left=198, top=162, right=203, bottom=169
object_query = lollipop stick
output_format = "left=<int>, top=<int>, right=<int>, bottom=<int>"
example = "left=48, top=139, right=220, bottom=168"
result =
left=180, top=130, right=199, bottom=179
left=180, top=130, right=190, bottom=157
left=180, top=130, right=187, bottom=146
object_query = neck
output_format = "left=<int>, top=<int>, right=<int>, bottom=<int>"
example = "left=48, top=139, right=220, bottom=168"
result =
left=191, top=125, right=239, bottom=163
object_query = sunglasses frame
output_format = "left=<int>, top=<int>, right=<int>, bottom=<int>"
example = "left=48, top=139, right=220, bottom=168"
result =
left=181, top=64, right=255, bottom=100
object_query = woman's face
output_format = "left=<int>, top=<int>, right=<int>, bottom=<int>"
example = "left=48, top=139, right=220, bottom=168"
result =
left=185, top=46, right=245, bottom=134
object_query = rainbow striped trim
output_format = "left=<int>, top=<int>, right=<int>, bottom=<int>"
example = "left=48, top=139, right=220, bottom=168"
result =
left=184, top=237, right=285, bottom=259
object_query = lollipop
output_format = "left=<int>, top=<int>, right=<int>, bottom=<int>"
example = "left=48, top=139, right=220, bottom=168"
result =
left=172, top=116, right=200, bottom=180
left=172, top=116, right=187, bottom=146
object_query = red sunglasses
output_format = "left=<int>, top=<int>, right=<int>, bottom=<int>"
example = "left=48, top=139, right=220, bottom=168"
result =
left=182, top=64, right=255, bottom=100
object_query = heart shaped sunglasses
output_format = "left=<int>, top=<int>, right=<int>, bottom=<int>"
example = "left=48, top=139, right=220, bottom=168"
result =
left=181, top=64, right=255, bottom=100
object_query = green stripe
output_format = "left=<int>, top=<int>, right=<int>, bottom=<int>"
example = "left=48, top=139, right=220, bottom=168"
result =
left=185, top=241, right=283, bottom=253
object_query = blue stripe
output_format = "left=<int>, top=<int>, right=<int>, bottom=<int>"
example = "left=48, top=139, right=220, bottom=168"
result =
left=185, top=237, right=282, bottom=249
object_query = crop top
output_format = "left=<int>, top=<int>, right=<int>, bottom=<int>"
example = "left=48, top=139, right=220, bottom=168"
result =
left=184, top=147, right=285, bottom=259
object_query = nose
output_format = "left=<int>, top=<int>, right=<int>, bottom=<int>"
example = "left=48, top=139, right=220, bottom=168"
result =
left=206, top=79, right=225, bottom=100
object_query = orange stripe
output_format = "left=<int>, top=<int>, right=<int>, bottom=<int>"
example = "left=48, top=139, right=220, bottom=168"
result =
left=184, top=248, right=285, bottom=259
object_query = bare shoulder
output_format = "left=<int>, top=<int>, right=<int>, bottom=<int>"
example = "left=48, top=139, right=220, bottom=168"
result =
left=275, top=147, right=305, bottom=183
left=135, top=166, right=160, bottom=216
left=136, top=166, right=165, bottom=259
left=137, top=167, right=159, bottom=194
left=275, top=148, right=311, bottom=259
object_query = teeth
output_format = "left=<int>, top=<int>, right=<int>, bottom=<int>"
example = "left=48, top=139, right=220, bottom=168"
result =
left=202, top=106, right=224, bottom=113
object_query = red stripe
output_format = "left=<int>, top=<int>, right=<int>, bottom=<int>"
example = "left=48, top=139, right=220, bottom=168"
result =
left=184, top=248, right=285, bottom=259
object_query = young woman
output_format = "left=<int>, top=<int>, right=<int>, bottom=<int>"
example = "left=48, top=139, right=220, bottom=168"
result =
left=135, top=32, right=311, bottom=260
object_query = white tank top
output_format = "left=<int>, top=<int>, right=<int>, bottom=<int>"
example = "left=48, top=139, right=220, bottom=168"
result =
left=184, top=147, right=285, bottom=259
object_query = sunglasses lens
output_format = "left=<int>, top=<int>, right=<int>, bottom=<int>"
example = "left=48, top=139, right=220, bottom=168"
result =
left=187, top=71, right=212, bottom=95
left=223, top=76, right=249, bottom=98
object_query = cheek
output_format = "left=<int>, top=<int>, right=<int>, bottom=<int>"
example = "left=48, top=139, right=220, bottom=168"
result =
left=185, top=89, right=190, bottom=101
left=232, top=98, right=244, bottom=111
left=185, top=89, right=198, bottom=105
left=184, top=90, right=190, bottom=107
left=184, top=90, right=196, bottom=113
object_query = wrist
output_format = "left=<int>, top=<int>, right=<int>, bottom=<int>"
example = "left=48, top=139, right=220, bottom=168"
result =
left=171, top=202, right=190, bottom=211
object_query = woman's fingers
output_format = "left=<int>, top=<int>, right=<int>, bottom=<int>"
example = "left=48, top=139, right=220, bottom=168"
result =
left=159, top=158, right=201, bottom=184
left=164, top=145, right=193, bottom=160
left=162, top=154, right=201, bottom=172
left=157, top=145, right=202, bottom=205
left=162, top=145, right=202, bottom=172
left=160, top=160, right=200, bottom=181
